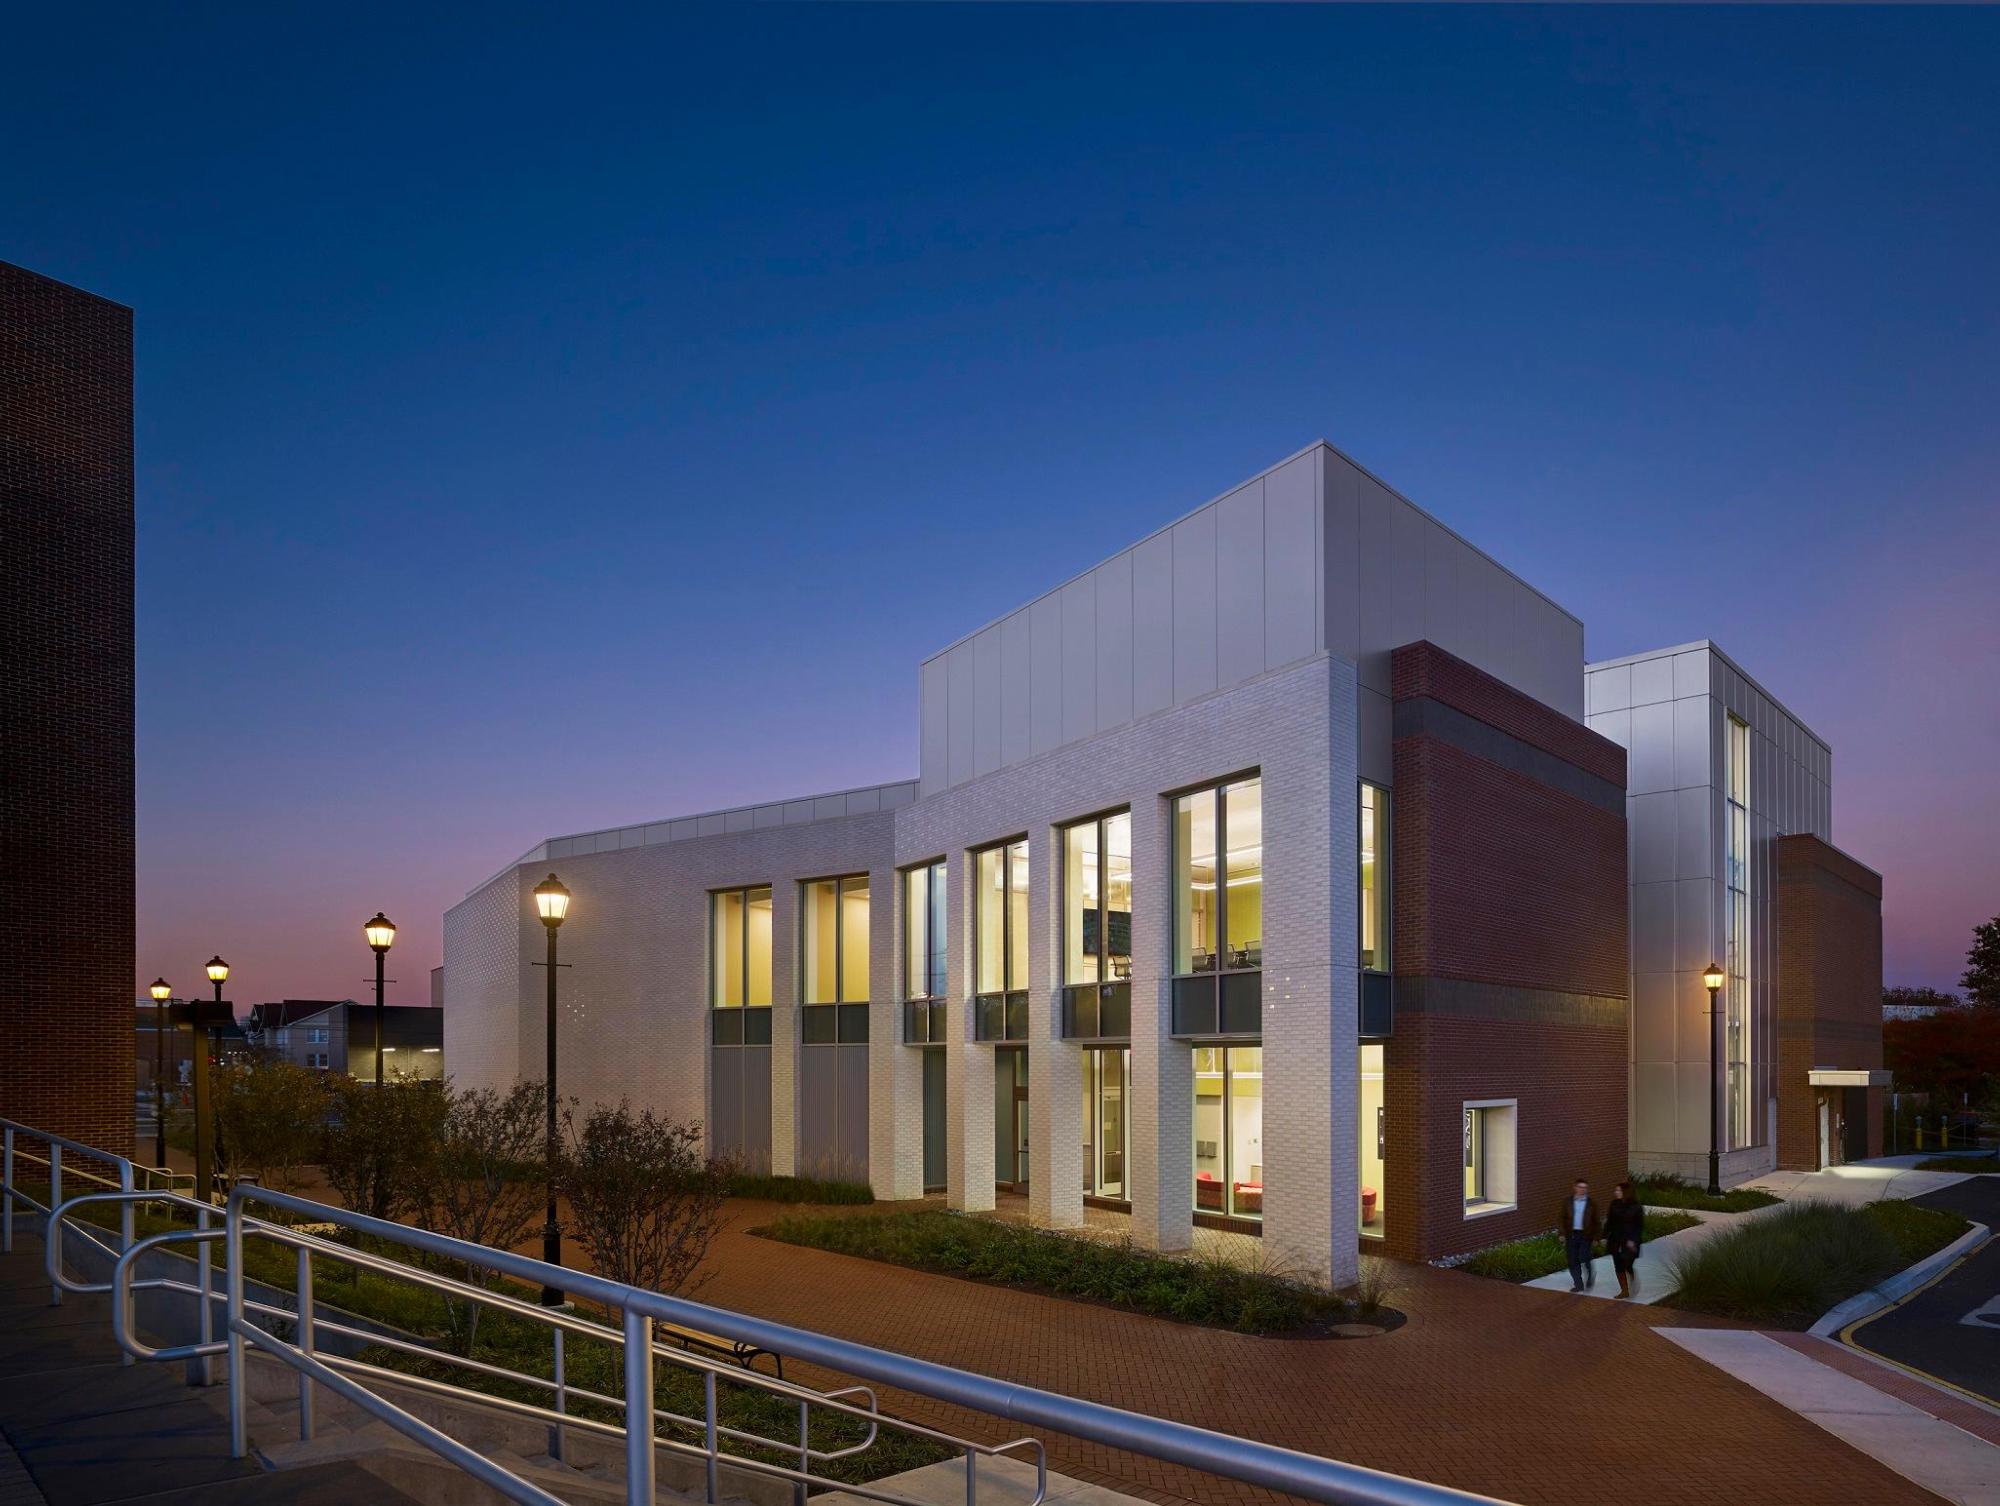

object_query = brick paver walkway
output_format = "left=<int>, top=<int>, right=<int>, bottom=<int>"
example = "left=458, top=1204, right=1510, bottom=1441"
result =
left=653, top=1203, right=1936, bottom=1506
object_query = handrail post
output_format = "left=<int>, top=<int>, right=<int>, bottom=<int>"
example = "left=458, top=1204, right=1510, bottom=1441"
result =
left=192, top=1203, right=215, bottom=1387
left=226, top=1199, right=247, bottom=1457
left=3, top=1125, right=13, bottom=1252
left=296, top=1245, right=316, bottom=1440
left=623, top=1309, right=654, bottom=1505
left=118, top=1163, right=136, bottom=1367
left=965, top=1444, right=978, bottom=1506
left=548, top=1327, right=566, bottom=1463
left=704, top=1369, right=719, bottom=1504
left=48, top=1143, right=62, bottom=1305
left=795, top=1398, right=810, bottom=1506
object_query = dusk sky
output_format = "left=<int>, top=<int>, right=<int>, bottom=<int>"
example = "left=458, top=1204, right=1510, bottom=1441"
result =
left=6, top=4, right=1995, bottom=1010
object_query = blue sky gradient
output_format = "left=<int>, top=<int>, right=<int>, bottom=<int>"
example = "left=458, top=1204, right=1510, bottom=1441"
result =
left=5, top=4, right=1995, bottom=1006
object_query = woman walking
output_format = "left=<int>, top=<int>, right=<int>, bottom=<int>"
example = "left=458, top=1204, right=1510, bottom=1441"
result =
left=1604, top=1180, right=1645, bottom=1298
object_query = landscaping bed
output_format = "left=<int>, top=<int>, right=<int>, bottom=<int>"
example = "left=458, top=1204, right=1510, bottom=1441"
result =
left=755, top=1209, right=1400, bottom=1336
left=1664, top=1199, right=1970, bottom=1328
left=1915, top=1154, right=2000, bottom=1173
left=1458, top=1212, right=1700, bottom=1283
left=1629, top=1173, right=1782, bottom=1214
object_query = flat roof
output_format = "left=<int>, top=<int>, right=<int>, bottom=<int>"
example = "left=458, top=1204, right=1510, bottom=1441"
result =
left=1585, top=639, right=1829, bottom=755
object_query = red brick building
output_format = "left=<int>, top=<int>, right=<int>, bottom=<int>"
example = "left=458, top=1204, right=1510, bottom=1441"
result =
left=2, top=262, right=135, bottom=1153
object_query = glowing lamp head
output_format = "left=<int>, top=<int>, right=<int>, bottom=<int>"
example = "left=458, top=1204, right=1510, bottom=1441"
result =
left=364, top=912, right=397, bottom=953
left=533, top=874, right=571, bottom=928
left=148, top=978, right=171, bottom=1003
left=206, top=956, right=230, bottom=985
left=1701, top=962, right=1726, bottom=995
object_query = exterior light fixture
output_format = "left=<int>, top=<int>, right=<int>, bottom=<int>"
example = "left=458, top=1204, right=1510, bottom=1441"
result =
left=364, top=912, right=397, bottom=953
left=364, top=912, right=396, bottom=1084
left=531, top=874, right=570, bottom=1303
left=1702, top=963, right=1725, bottom=1197
left=534, top=874, right=571, bottom=928
left=147, top=979, right=171, bottom=1172
left=206, top=956, right=230, bottom=985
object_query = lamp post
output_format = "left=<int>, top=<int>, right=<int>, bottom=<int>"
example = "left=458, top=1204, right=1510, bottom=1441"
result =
left=533, top=875, right=571, bottom=1305
left=148, top=979, right=171, bottom=1172
left=1702, top=962, right=1726, bottom=1197
left=364, top=913, right=396, bottom=1085
left=197, top=955, right=229, bottom=1204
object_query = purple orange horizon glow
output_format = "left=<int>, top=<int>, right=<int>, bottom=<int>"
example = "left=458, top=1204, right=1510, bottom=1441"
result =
left=4, top=4, right=1990, bottom=1014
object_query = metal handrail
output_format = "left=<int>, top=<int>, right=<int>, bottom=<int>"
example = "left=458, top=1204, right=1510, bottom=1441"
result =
left=3, top=1120, right=137, bottom=1315
left=9, top=1116, right=1511, bottom=1506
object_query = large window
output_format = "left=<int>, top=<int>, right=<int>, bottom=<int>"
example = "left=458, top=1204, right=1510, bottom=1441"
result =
left=1171, top=777, right=1262, bottom=1037
left=902, top=861, right=948, bottom=1044
left=973, top=840, right=1029, bottom=1042
left=1081, top=1047, right=1130, bottom=1202
left=1358, top=1043, right=1385, bottom=1238
left=1462, top=1100, right=1517, bottom=1216
left=711, top=886, right=774, bottom=1008
left=1726, top=716, right=1752, bottom=1150
left=1061, top=812, right=1131, bottom=1040
left=1193, top=1046, right=1263, bottom=1222
left=1359, top=784, right=1387, bottom=971
left=802, top=876, right=869, bottom=1044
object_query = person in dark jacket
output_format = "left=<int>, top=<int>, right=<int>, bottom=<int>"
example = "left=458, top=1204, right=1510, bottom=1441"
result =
left=1603, top=1180, right=1646, bottom=1298
left=1557, top=1178, right=1601, bottom=1291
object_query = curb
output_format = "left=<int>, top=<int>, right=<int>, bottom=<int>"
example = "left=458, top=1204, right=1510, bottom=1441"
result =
left=1808, top=1220, right=1990, bottom=1338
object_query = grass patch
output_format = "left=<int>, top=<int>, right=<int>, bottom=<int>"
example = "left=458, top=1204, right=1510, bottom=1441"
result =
left=1459, top=1212, right=1700, bottom=1283
left=1666, top=1200, right=1969, bottom=1328
left=757, top=1209, right=1381, bottom=1334
left=726, top=1173, right=874, bottom=1205
left=31, top=1178, right=945, bottom=1484
left=1915, top=1154, right=2000, bottom=1173
left=1629, top=1173, right=1782, bottom=1213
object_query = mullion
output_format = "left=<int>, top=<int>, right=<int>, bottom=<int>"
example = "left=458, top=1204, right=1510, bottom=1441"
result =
left=1214, top=787, right=1227, bottom=973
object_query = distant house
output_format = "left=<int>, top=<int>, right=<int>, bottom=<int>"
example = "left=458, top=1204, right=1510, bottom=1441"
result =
left=134, top=1001, right=250, bottom=1090
left=247, top=999, right=443, bottom=1080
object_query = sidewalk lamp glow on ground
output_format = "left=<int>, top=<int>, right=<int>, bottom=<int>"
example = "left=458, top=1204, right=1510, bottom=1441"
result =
left=364, top=911, right=396, bottom=1085
left=147, top=978, right=171, bottom=1171
left=1702, top=961, right=1726, bottom=1196
left=533, top=873, right=570, bottom=1305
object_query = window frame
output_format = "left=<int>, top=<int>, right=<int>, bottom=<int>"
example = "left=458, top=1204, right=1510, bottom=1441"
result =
left=1060, top=809, right=1132, bottom=1043
left=800, top=873, right=870, bottom=1046
left=1170, top=774, right=1263, bottom=1040
left=971, top=837, right=1029, bottom=1043
left=901, top=858, right=949, bottom=1045
left=708, top=884, right=774, bottom=1010
left=1461, top=1098, right=1519, bottom=1219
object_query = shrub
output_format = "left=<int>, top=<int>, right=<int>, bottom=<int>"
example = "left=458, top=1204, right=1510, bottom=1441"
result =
left=213, top=1060, right=329, bottom=1193
left=320, top=1072, right=446, bottom=1222
left=1630, top=1172, right=1782, bottom=1213
left=560, top=1101, right=731, bottom=1298
left=757, top=1210, right=1358, bottom=1334
left=1915, top=1154, right=2000, bottom=1173
left=1460, top=1212, right=1700, bottom=1282
left=1667, top=1200, right=1967, bottom=1327
left=726, top=1172, right=874, bottom=1205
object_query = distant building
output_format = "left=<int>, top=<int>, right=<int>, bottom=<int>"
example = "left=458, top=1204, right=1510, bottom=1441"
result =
left=431, top=966, right=445, bottom=1008
left=134, top=1001, right=250, bottom=1094
left=248, top=1000, right=443, bottom=1080
left=3, top=261, right=135, bottom=1153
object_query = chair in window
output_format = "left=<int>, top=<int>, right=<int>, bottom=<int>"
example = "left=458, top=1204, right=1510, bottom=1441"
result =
left=1195, top=1171, right=1224, bottom=1210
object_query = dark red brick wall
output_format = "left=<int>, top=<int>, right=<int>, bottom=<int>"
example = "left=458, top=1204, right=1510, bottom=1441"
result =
left=2, top=262, right=134, bottom=1156
left=1383, top=642, right=1628, bottom=1263
left=1775, top=835, right=1884, bottom=1168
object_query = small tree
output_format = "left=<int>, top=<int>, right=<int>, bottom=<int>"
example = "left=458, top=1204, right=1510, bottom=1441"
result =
left=213, top=1060, right=328, bottom=1194
left=413, top=1079, right=549, bottom=1353
left=1962, top=916, right=2000, bottom=1010
left=320, top=1072, right=446, bottom=1222
left=559, top=1101, right=730, bottom=1298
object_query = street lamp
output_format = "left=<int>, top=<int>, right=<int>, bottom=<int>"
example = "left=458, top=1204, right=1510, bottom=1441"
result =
left=148, top=979, right=171, bottom=1173
left=1702, top=962, right=1726, bottom=1196
left=364, top=912, right=396, bottom=1085
left=533, top=874, right=570, bottom=1305
left=196, top=956, right=229, bottom=1204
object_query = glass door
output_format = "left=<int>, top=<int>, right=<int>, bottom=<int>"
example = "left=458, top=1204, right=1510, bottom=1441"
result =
left=994, top=1045, right=1029, bottom=1191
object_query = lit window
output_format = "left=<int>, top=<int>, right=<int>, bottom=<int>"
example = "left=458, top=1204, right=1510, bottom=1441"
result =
left=710, top=886, right=773, bottom=1008
left=973, top=840, right=1029, bottom=1041
left=902, top=861, right=948, bottom=1044
left=1061, top=812, right=1132, bottom=1039
left=801, top=876, right=869, bottom=1045
left=1726, top=716, right=1752, bottom=1150
left=1360, top=784, right=1389, bottom=971
left=1192, top=1045, right=1263, bottom=1221
left=1171, top=777, right=1262, bottom=1037
left=1462, top=1101, right=1518, bottom=1215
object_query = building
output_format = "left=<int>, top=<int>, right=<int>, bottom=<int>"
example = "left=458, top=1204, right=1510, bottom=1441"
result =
left=2, top=262, right=135, bottom=1154
left=444, top=441, right=1877, bottom=1281
left=1584, top=644, right=1886, bottom=1177
left=247, top=1000, right=444, bottom=1080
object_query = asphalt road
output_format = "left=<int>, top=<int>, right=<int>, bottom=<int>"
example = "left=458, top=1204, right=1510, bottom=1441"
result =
left=1847, top=1174, right=2000, bottom=1405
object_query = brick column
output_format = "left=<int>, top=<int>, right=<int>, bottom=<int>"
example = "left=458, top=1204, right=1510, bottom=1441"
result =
left=946, top=852, right=996, bottom=1210
left=1030, top=827, right=1084, bottom=1229
left=1127, top=790, right=1192, bottom=1253
left=769, top=880, right=798, bottom=1177
left=872, top=861, right=926, bottom=1199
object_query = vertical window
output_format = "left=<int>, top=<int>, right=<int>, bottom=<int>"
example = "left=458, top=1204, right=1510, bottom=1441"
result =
left=1061, top=811, right=1132, bottom=1038
left=801, top=876, right=869, bottom=1042
left=1192, top=1046, right=1263, bottom=1221
left=710, top=886, right=773, bottom=1008
left=902, top=861, right=947, bottom=1044
left=1171, top=776, right=1262, bottom=1037
left=1080, top=1046, right=1130, bottom=1201
left=1462, top=1101, right=1518, bottom=1214
left=973, top=840, right=1028, bottom=1041
left=1726, top=715, right=1752, bottom=1150
left=1359, top=784, right=1388, bottom=971
left=1358, top=1042, right=1386, bottom=1238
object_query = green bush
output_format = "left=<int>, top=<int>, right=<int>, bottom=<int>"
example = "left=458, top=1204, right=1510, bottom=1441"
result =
left=1915, top=1154, right=2000, bottom=1173
left=757, top=1209, right=1363, bottom=1334
left=1630, top=1172, right=1782, bottom=1213
left=1667, top=1200, right=1968, bottom=1327
left=726, top=1173, right=874, bottom=1205
left=1460, top=1212, right=1699, bottom=1282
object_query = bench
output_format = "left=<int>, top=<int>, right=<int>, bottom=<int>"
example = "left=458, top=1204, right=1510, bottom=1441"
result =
left=657, top=1320, right=784, bottom=1380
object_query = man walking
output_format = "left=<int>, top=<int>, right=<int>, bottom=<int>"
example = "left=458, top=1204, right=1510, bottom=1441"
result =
left=1559, top=1177, right=1601, bottom=1292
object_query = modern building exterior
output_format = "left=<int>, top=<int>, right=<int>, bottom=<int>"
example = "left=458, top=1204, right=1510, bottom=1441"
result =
left=1583, top=643, right=1884, bottom=1178
left=445, top=441, right=1878, bottom=1281
left=2, top=261, right=135, bottom=1154
left=246, top=999, right=444, bottom=1080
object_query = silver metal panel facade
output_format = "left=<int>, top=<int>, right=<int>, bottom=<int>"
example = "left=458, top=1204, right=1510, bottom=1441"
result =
left=1588, top=641, right=1832, bottom=1184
